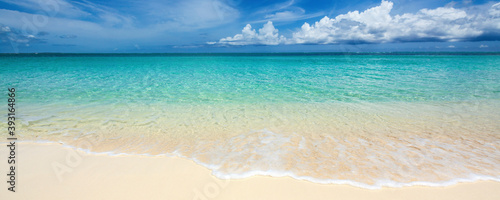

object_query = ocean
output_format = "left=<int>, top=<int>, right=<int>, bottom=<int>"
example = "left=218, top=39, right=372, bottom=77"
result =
left=1, top=53, right=500, bottom=188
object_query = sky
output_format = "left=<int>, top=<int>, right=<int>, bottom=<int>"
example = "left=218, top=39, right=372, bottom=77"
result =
left=0, top=0, right=499, bottom=53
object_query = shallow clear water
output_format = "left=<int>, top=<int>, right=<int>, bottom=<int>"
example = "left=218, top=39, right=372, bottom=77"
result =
left=1, top=53, right=500, bottom=188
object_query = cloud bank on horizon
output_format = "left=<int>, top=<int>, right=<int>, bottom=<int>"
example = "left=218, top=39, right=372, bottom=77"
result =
left=211, top=1, right=500, bottom=45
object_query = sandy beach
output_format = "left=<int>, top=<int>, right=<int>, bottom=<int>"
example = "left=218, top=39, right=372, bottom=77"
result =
left=2, top=0, right=500, bottom=198
left=1, top=142, right=499, bottom=200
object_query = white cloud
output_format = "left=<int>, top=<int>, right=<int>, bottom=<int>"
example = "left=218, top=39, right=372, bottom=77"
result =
left=253, top=0, right=295, bottom=15
left=291, top=0, right=487, bottom=44
left=0, top=8, right=156, bottom=44
left=176, top=0, right=238, bottom=27
left=448, top=45, right=455, bottom=48
left=0, top=0, right=90, bottom=18
left=142, top=0, right=239, bottom=30
left=250, top=0, right=324, bottom=23
left=0, top=0, right=135, bottom=29
left=0, top=0, right=243, bottom=52
left=255, top=8, right=324, bottom=23
left=0, top=0, right=239, bottom=48
left=0, top=23, right=39, bottom=46
left=213, top=21, right=286, bottom=45
left=490, top=3, right=500, bottom=17
left=0, top=0, right=239, bottom=39
left=266, top=10, right=303, bottom=19
left=1, top=25, right=10, bottom=32
left=480, top=44, right=488, bottom=48
left=213, top=0, right=500, bottom=45
left=59, top=0, right=136, bottom=28
left=3, top=0, right=233, bottom=30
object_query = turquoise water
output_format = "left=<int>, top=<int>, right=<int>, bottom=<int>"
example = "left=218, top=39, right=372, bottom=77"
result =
left=1, top=53, right=500, bottom=188
left=2, top=53, right=500, bottom=104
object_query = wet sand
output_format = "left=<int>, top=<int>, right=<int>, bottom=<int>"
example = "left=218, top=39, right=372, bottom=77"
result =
left=1, top=143, right=499, bottom=200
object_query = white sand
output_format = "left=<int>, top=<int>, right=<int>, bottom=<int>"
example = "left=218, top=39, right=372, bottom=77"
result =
left=1, top=143, right=499, bottom=200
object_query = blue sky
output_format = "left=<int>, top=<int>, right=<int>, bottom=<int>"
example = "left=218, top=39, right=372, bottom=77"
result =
left=1, top=0, right=499, bottom=53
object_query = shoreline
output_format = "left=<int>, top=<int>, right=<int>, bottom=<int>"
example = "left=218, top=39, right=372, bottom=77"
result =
left=1, top=142, right=500, bottom=199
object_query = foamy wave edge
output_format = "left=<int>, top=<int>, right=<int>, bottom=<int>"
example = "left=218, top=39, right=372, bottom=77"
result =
left=190, top=158, right=500, bottom=189
left=8, top=140, right=500, bottom=190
